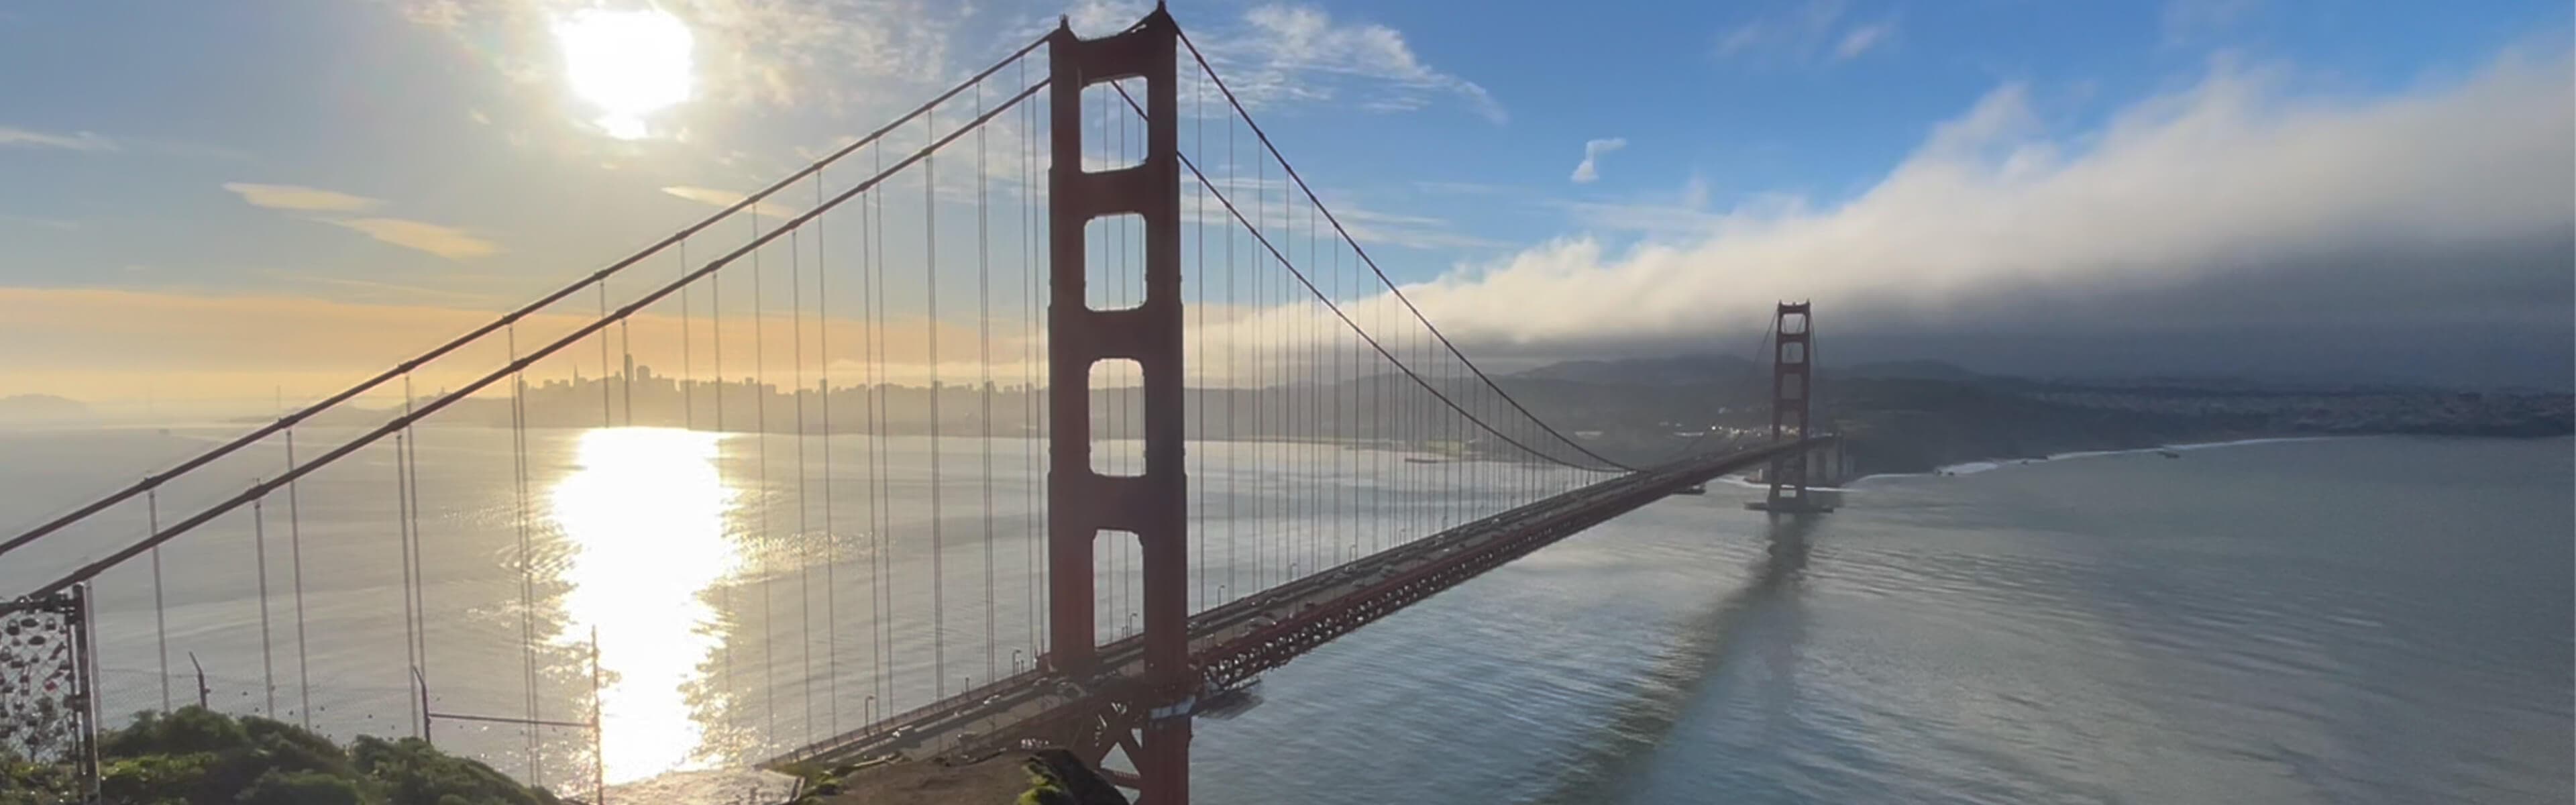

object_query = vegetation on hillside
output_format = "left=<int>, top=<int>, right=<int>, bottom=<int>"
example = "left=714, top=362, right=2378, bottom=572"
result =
left=1, top=707, right=566, bottom=805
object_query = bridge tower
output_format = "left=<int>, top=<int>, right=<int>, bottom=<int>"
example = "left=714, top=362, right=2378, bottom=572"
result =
left=1750, top=301, right=1833, bottom=513
left=1046, top=7, right=1193, bottom=802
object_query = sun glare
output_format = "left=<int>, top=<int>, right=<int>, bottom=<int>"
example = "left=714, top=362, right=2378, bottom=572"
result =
left=549, top=427, right=739, bottom=780
left=555, top=9, right=694, bottom=140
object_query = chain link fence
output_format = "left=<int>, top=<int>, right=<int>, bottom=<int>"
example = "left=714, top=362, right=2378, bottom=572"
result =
left=1, top=586, right=98, bottom=804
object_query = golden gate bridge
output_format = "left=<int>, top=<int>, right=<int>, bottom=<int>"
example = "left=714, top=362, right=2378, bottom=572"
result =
left=0, top=7, right=1836, bottom=803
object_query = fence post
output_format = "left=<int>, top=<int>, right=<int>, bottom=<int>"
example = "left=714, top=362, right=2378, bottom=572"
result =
left=71, top=584, right=101, bottom=802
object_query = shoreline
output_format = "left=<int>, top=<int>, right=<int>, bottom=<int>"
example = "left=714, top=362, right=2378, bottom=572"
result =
left=1853, top=435, right=2356, bottom=484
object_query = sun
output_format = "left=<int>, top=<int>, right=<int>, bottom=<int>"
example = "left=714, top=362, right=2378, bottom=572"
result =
left=554, top=9, right=694, bottom=140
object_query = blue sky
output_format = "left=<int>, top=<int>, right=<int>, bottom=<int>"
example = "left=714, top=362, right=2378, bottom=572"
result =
left=1, top=0, right=2570, bottom=399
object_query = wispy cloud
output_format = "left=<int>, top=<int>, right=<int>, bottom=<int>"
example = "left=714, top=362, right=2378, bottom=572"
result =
left=0, top=125, right=115, bottom=152
left=262, top=270, right=503, bottom=305
left=398, top=0, right=466, bottom=29
left=1713, top=0, right=1896, bottom=67
left=396, top=0, right=957, bottom=113
left=128, top=138, right=255, bottom=161
left=1067, top=0, right=1155, bottom=36
left=1180, top=171, right=1501, bottom=250
left=327, top=218, right=502, bottom=259
left=223, top=182, right=383, bottom=212
left=1193, top=3, right=1507, bottom=124
left=1570, top=138, right=1627, bottom=184
left=1411, top=180, right=1513, bottom=196
left=2163, top=0, right=2264, bottom=44
left=0, top=214, right=79, bottom=231
left=220, top=180, right=494, bottom=259
left=396, top=0, right=1489, bottom=135
left=1330, top=205, right=1507, bottom=250
left=661, top=186, right=800, bottom=219
left=1714, top=23, right=1769, bottom=58
left=1834, top=19, right=1896, bottom=60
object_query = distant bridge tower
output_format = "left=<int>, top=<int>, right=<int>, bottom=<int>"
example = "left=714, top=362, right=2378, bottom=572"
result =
left=1044, top=7, right=1193, bottom=803
left=1749, top=302, right=1833, bottom=513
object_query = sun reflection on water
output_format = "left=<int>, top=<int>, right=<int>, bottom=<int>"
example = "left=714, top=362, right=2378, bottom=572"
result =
left=548, top=427, right=737, bottom=782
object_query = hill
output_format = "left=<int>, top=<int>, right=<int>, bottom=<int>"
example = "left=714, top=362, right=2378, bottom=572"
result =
left=0, top=394, right=91, bottom=423
left=1512, top=354, right=1758, bottom=386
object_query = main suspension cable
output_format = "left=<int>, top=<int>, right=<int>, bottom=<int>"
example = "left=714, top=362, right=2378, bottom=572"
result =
left=0, top=32, right=1055, bottom=564
left=18, top=78, right=1046, bottom=599
left=1173, top=30, right=1635, bottom=472
left=1107, top=83, right=1620, bottom=474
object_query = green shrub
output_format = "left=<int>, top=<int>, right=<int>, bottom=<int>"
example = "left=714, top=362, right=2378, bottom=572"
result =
left=63, top=708, right=567, bottom=805
left=350, top=735, right=562, bottom=805
left=235, top=769, right=368, bottom=805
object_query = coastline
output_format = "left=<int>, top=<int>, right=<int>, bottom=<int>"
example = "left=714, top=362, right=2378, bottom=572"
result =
left=1853, top=435, right=2356, bottom=484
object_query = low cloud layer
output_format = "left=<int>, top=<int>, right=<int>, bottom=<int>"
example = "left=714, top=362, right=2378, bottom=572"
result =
left=1377, top=50, right=2575, bottom=386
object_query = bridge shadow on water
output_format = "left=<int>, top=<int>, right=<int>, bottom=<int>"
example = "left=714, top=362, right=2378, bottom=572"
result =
left=1519, top=515, right=1819, bottom=805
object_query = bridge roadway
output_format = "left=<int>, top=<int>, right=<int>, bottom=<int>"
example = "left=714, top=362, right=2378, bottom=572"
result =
left=770, top=437, right=1824, bottom=771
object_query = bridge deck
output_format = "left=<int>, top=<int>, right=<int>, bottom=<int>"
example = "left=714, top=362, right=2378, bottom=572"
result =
left=771, top=439, right=1822, bottom=770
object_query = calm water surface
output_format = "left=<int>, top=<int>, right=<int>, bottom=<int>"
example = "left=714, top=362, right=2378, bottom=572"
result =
left=1, top=431, right=2565, bottom=803
left=1193, top=436, right=2573, bottom=804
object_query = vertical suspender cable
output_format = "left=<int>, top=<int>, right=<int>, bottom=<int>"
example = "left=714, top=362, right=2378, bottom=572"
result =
left=1191, top=70, right=1206, bottom=611
left=285, top=431, right=312, bottom=728
left=599, top=285, right=614, bottom=427
left=1330, top=198, right=1340, bottom=564
left=401, top=377, right=429, bottom=729
left=1252, top=117, right=1265, bottom=592
left=1183, top=34, right=1631, bottom=474
left=860, top=157, right=891, bottom=717
left=859, top=146, right=882, bottom=710
left=977, top=81, right=998, bottom=683
left=1308, top=196, right=1320, bottom=572
left=793, top=217, right=814, bottom=745
left=818, top=170, right=840, bottom=737
left=1105, top=85, right=1124, bottom=633
left=753, top=211, right=776, bottom=741
left=392, top=431, right=419, bottom=737
left=1375, top=260, right=1386, bottom=553
left=1035, top=74, right=1048, bottom=655
left=712, top=231, right=733, bottom=704
left=507, top=331, right=540, bottom=779
left=870, top=142, right=894, bottom=708
left=925, top=110, right=948, bottom=698
left=1224, top=99, right=1236, bottom=604
left=682, top=241, right=695, bottom=430
left=252, top=489, right=275, bottom=716
left=620, top=299, right=635, bottom=426
left=149, top=490, right=168, bottom=711
left=1019, top=54, right=1038, bottom=657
